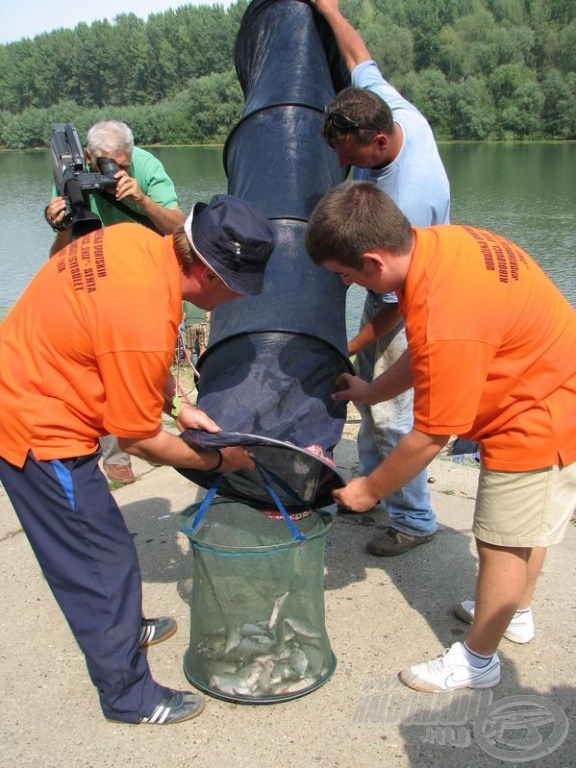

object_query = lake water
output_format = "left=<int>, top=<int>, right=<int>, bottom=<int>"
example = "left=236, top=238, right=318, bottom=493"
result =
left=0, top=143, right=574, bottom=337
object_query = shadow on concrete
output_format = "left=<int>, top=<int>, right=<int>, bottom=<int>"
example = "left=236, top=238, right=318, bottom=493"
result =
left=324, top=435, right=480, bottom=650
left=121, top=496, right=195, bottom=606
left=387, top=672, right=575, bottom=766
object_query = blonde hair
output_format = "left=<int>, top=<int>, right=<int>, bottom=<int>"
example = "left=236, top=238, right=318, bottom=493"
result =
left=172, top=227, right=202, bottom=274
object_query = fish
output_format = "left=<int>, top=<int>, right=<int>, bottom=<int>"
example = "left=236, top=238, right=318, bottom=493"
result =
left=301, top=644, right=325, bottom=676
left=205, top=659, right=238, bottom=676
left=288, top=648, right=309, bottom=677
left=269, top=676, right=317, bottom=695
left=196, top=606, right=331, bottom=699
left=239, top=622, right=271, bottom=637
left=197, top=634, right=226, bottom=655
left=293, top=455, right=309, bottom=475
left=224, top=626, right=241, bottom=654
left=285, top=616, right=322, bottom=639
left=268, top=591, right=289, bottom=630
left=256, top=659, right=275, bottom=694
left=235, top=661, right=264, bottom=689
left=232, top=634, right=276, bottom=658
left=209, top=673, right=254, bottom=697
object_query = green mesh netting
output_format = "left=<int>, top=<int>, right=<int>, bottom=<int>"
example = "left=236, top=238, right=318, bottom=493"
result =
left=181, top=499, right=336, bottom=703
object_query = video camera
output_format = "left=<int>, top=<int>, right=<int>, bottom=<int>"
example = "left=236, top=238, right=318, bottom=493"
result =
left=50, top=123, right=120, bottom=237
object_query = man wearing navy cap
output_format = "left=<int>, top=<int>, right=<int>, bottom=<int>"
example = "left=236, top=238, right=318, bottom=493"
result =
left=0, top=195, right=275, bottom=725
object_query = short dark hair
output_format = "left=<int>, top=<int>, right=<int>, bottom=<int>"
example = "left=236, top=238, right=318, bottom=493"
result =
left=323, top=88, right=394, bottom=148
left=305, top=181, right=413, bottom=268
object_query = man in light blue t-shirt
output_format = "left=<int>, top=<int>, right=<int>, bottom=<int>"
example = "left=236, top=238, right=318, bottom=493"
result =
left=315, top=0, right=450, bottom=556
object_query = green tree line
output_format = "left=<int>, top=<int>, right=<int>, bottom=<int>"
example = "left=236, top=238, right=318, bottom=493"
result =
left=0, top=0, right=574, bottom=148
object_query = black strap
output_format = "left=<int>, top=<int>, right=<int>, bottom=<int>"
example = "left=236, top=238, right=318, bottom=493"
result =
left=96, top=192, right=163, bottom=235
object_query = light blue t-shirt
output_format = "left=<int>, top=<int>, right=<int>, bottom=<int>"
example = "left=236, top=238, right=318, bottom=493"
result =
left=352, top=60, right=450, bottom=226
left=351, top=60, right=450, bottom=305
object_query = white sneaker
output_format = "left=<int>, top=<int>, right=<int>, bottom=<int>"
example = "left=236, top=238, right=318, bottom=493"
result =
left=454, top=600, right=535, bottom=644
left=399, top=642, right=500, bottom=693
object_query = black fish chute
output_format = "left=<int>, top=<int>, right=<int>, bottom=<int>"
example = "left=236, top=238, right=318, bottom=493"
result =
left=178, top=0, right=352, bottom=509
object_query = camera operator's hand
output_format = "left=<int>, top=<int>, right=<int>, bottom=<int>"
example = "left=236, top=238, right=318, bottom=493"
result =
left=113, top=170, right=145, bottom=206
left=46, top=196, right=73, bottom=257
left=112, top=169, right=186, bottom=235
left=46, top=197, right=70, bottom=229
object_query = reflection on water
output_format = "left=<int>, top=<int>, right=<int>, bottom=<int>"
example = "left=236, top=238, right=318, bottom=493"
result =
left=442, top=142, right=576, bottom=308
left=0, top=151, right=55, bottom=309
left=0, top=144, right=574, bottom=336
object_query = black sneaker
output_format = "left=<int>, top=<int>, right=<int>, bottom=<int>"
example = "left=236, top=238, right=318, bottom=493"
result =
left=367, top=526, right=435, bottom=556
left=139, top=617, right=177, bottom=647
left=139, top=689, right=205, bottom=725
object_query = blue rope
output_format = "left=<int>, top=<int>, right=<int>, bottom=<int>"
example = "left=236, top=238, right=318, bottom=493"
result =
left=254, top=458, right=306, bottom=541
left=253, top=462, right=307, bottom=506
left=180, top=473, right=223, bottom=534
left=180, top=460, right=307, bottom=542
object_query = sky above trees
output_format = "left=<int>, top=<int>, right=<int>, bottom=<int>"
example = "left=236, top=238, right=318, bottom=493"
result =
left=0, top=1, right=233, bottom=44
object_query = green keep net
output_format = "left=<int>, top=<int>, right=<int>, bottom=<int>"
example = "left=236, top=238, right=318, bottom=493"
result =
left=181, top=499, right=336, bottom=703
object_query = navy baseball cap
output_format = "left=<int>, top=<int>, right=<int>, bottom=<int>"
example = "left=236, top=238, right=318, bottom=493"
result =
left=184, top=194, right=276, bottom=296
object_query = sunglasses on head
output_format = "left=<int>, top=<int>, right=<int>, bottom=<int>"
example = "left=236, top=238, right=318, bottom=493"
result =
left=323, top=106, right=375, bottom=132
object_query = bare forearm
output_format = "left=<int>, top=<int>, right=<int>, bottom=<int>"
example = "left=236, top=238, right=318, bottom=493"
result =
left=332, top=429, right=449, bottom=512
left=348, top=323, right=377, bottom=355
left=366, top=430, right=448, bottom=499
left=138, top=200, right=185, bottom=234
left=313, top=0, right=371, bottom=71
left=119, top=430, right=220, bottom=470
left=349, top=304, right=403, bottom=355
left=368, top=349, right=413, bottom=403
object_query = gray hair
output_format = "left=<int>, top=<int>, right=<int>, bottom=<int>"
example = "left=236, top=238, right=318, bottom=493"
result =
left=86, top=121, right=134, bottom=157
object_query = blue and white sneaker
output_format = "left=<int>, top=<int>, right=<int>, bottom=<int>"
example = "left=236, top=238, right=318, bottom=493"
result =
left=139, top=617, right=177, bottom=647
left=398, top=642, right=500, bottom=693
left=139, top=689, right=205, bottom=724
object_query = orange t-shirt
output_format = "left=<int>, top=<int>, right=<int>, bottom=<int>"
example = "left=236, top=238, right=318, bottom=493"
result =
left=0, top=224, right=182, bottom=466
left=399, top=225, right=576, bottom=471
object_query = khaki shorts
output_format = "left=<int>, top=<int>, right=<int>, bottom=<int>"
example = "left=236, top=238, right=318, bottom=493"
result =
left=473, top=462, right=576, bottom=547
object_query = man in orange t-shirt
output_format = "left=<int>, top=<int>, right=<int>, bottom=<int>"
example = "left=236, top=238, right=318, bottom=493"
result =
left=305, top=180, right=576, bottom=693
left=0, top=195, right=275, bottom=724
